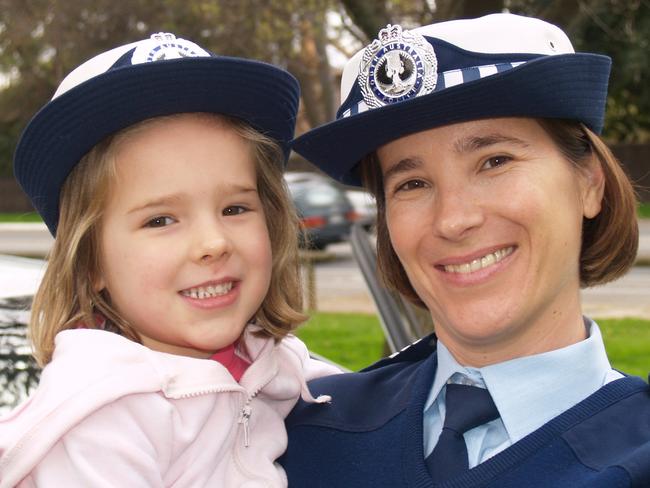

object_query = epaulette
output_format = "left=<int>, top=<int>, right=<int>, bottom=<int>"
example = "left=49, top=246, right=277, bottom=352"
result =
left=361, top=332, right=437, bottom=372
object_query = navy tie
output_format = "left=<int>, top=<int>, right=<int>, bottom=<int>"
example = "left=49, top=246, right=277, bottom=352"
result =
left=425, top=383, right=500, bottom=484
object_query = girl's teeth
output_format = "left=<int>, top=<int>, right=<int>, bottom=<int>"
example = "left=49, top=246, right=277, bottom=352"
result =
left=181, top=282, right=233, bottom=299
left=443, top=247, right=514, bottom=274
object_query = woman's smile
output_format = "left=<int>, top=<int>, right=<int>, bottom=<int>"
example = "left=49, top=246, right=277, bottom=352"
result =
left=436, top=245, right=516, bottom=274
left=434, top=245, right=517, bottom=287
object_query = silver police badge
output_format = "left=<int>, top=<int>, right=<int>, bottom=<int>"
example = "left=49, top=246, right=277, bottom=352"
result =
left=358, top=24, right=437, bottom=108
left=131, top=32, right=210, bottom=65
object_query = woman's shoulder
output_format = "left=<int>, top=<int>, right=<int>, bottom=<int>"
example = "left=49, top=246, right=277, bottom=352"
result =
left=286, top=335, right=438, bottom=431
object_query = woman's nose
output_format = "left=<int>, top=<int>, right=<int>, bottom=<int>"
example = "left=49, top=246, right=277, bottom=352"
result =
left=433, top=186, right=485, bottom=241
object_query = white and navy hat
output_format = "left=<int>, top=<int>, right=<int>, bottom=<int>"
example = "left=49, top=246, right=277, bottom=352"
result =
left=292, top=13, right=611, bottom=186
left=14, top=32, right=300, bottom=235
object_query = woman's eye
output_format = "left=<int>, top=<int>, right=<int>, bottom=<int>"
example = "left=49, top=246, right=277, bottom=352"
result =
left=482, top=155, right=512, bottom=169
left=145, top=216, right=175, bottom=228
left=223, top=205, right=248, bottom=216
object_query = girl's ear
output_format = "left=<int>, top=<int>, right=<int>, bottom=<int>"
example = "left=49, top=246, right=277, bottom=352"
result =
left=579, top=154, right=605, bottom=219
left=93, top=271, right=105, bottom=293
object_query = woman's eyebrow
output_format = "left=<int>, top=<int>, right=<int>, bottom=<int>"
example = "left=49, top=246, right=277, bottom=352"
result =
left=454, top=134, right=530, bottom=153
left=382, top=157, right=423, bottom=183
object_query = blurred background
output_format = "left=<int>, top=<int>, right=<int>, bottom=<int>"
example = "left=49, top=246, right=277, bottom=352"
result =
left=0, top=1, right=648, bottom=412
left=0, top=0, right=648, bottom=200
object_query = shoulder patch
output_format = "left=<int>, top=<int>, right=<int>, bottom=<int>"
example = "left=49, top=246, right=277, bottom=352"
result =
left=362, top=332, right=437, bottom=372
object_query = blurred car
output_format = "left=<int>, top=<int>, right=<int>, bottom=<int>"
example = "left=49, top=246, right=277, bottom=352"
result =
left=345, top=189, right=376, bottom=231
left=284, top=172, right=358, bottom=250
left=0, top=254, right=44, bottom=413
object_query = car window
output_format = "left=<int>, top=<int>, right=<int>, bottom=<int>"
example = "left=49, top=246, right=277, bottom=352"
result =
left=289, top=182, right=346, bottom=206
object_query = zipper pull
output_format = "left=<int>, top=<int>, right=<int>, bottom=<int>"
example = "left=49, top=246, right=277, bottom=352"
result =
left=238, top=404, right=252, bottom=447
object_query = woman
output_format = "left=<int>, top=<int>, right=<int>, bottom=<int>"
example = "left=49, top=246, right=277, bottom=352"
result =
left=280, top=13, right=648, bottom=487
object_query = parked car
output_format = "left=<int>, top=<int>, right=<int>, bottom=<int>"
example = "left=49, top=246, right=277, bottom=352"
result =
left=345, top=189, right=376, bottom=231
left=284, top=172, right=358, bottom=250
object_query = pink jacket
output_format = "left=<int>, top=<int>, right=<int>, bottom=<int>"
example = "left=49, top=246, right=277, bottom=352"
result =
left=0, top=326, right=340, bottom=487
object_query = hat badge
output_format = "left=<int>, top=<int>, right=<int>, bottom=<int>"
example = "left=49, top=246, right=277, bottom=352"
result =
left=358, top=24, right=437, bottom=108
left=131, top=32, right=210, bottom=65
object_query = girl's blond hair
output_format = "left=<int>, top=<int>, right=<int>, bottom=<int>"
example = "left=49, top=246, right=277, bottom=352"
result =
left=30, top=113, right=305, bottom=366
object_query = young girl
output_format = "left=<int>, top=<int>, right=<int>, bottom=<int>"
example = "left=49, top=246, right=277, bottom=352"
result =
left=0, top=33, right=339, bottom=487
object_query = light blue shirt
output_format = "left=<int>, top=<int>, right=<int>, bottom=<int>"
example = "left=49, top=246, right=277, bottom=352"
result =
left=423, top=318, right=623, bottom=467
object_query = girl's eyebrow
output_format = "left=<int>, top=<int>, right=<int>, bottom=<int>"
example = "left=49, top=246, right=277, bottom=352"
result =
left=454, top=134, right=529, bottom=153
left=127, top=185, right=259, bottom=215
left=382, top=157, right=423, bottom=184
left=128, top=193, right=185, bottom=215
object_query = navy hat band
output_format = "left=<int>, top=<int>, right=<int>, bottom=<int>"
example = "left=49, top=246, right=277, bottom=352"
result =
left=339, top=60, right=528, bottom=119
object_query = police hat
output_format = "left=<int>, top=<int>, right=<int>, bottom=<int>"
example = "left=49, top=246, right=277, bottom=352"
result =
left=14, top=32, right=300, bottom=235
left=292, top=13, right=611, bottom=186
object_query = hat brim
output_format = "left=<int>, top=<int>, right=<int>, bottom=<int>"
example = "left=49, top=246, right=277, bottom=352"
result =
left=14, top=56, right=299, bottom=235
left=292, top=53, right=611, bottom=186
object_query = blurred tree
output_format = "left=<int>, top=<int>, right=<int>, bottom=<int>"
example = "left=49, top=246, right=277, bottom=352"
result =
left=572, top=0, right=650, bottom=142
left=0, top=0, right=338, bottom=176
left=0, top=0, right=647, bottom=178
left=508, top=0, right=650, bottom=142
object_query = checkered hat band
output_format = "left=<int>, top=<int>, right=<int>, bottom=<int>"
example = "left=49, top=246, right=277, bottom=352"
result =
left=341, top=61, right=526, bottom=118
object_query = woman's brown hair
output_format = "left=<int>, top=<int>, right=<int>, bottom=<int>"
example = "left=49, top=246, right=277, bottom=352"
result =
left=361, top=118, right=639, bottom=308
left=29, top=113, right=305, bottom=366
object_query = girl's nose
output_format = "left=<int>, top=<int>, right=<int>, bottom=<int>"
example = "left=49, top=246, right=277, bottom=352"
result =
left=192, top=224, right=232, bottom=264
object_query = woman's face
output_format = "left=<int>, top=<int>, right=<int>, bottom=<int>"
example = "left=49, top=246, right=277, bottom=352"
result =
left=377, top=118, right=603, bottom=365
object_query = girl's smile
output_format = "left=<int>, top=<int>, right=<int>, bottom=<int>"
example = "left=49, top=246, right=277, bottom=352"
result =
left=180, top=279, right=236, bottom=299
left=179, top=279, right=240, bottom=309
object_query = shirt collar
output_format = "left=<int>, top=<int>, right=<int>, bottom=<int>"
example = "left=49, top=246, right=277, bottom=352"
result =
left=425, top=317, right=613, bottom=443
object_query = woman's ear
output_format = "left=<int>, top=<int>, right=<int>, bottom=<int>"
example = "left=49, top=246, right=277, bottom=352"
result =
left=579, top=154, right=605, bottom=219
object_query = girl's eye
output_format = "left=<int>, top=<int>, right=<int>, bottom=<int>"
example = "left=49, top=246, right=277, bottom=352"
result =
left=223, top=205, right=248, bottom=216
left=482, top=155, right=512, bottom=169
left=145, top=216, right=175, bottom=228
left=395, top=179, right=427, bottom=193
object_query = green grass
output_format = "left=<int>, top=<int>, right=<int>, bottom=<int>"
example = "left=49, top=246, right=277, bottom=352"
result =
left=0, top=212, right=42, bottom=222
left=639, top=202, right=650, bottom=219
left=298, top=313, right=650, bottom=377
left=598, top=317, right=650, bottom=378
left=296, top=312, right=385, bottom=371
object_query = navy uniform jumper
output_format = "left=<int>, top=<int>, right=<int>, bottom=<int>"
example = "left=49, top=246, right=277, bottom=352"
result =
left=280, top=334, right=650, bottom=487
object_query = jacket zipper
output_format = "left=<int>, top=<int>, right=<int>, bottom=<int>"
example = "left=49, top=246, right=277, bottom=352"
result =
left=237, top=367, right=278, bottom=448
left=173, top=385, right=243, bottom=399
left=238, top=402, right=253, bottom=447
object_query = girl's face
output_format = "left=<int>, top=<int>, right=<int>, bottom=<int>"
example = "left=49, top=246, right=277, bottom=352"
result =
left=377, top=118, right=604, bottom=365
left=97, top=114, right=272, bottom=358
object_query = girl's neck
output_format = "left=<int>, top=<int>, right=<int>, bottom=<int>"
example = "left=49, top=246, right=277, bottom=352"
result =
left=210, top=341, right=250, bottom=382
